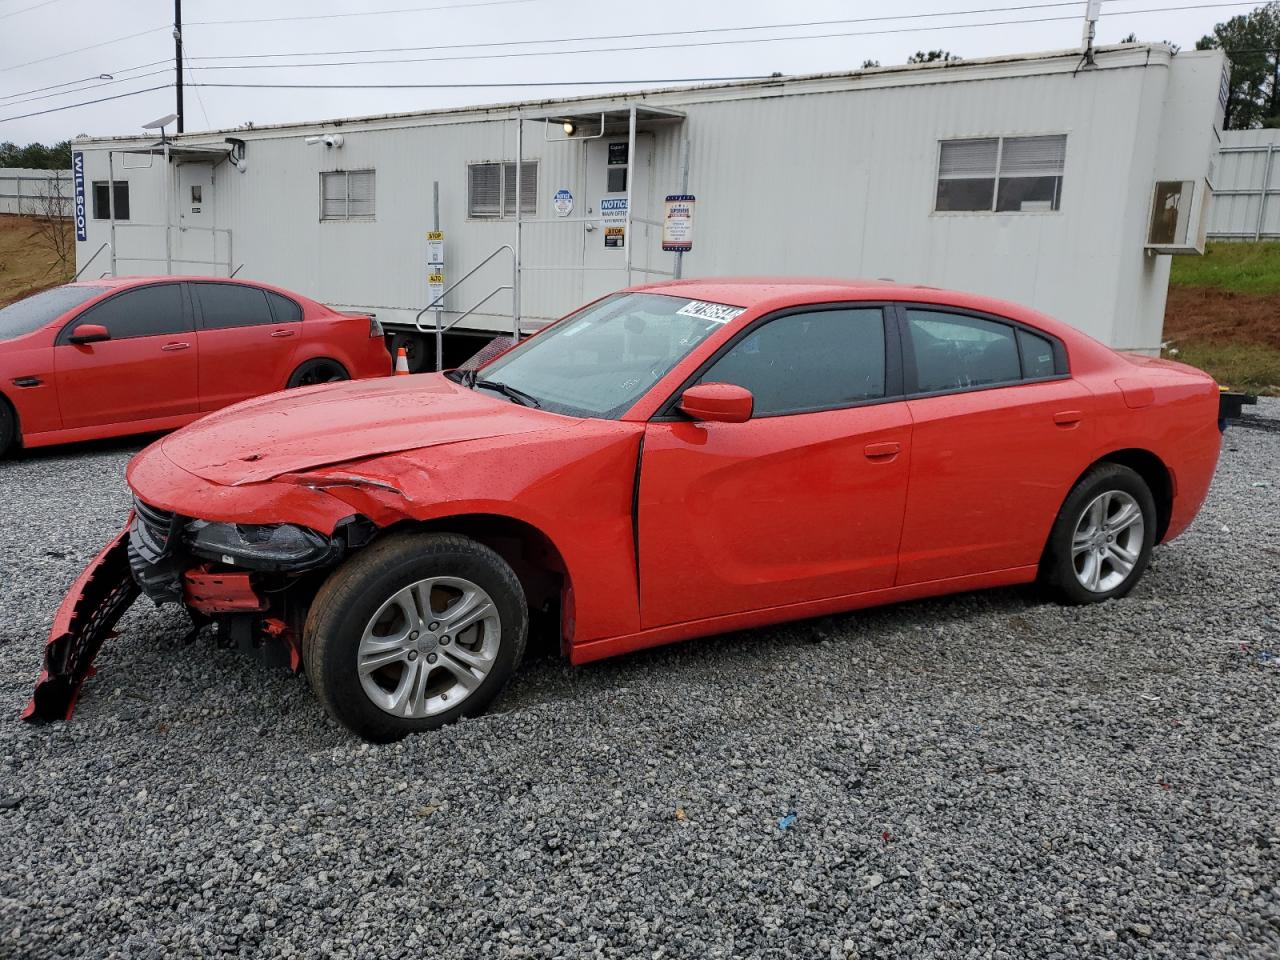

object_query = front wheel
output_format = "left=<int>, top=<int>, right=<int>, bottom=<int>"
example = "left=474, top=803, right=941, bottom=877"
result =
left=1042, top=463, right=1156, bottom=604
left=302, top=532, right=528, bottom=742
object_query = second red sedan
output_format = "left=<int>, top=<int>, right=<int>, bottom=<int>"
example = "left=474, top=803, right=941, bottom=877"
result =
left=0, top=276, right=390, bottom=455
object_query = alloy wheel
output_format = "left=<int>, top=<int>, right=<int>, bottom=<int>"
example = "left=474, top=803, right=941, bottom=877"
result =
left=356, top=576, right=501, bottom=718
left=1071, top=490, right=1145, bottom=593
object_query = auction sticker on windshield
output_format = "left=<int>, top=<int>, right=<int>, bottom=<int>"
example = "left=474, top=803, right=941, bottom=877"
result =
left=676, top=301, right=745, bottom=324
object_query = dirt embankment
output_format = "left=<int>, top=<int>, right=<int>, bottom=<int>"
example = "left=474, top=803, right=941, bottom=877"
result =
left=0, top=213, right=74, bottom=307
left=1164, top=286, right=1280, bottom=350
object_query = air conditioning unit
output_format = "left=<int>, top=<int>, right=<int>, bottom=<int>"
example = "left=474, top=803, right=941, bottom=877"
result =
left=1144, top=178, right=1209, bottom=255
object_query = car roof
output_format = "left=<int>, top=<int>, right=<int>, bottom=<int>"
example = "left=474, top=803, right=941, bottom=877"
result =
left=68, top=275, right=263, bottom=288
left=632, top=277, right=1080, bottom=343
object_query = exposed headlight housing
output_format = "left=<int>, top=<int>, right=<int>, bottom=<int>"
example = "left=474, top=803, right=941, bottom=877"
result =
left=185, top=520, right=338, bottom=571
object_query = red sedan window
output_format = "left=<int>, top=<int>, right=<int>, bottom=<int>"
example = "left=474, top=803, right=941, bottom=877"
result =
left=476, top=293, right=739, bottom=419
left=0, top=285, right=107, bottom=342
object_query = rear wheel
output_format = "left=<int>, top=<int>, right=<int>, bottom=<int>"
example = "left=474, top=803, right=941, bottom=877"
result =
left=0, top=400, right=16, bottom=458
left=1042, top=463, right=1156, bottom=604
left=302, top=532, right=528, bottom=742
left=287, top=358, right=350, bottom=388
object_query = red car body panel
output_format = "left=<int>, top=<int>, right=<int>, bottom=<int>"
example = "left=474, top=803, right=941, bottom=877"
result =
left=26, top=279, right=1223, bottom=719
left=0, top=276, right=389, bottom=449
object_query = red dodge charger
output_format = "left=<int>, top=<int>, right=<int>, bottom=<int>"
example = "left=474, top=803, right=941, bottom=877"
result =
left=25, top=279, right=1223, bottom=741
left=0, top=276, right=390, bottom=455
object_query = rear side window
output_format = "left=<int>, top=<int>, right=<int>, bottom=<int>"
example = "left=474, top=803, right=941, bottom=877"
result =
left=907, top=310, right=1021, bottom=393
left=1018, top=328, right=1056, bottom=378
left=193, top=283, right=274, bottom=329
left=266, top=291, right=303, bottom=323
left=700, top=308, right=887, bottom=416
left=0, top=285, right=107, bottom=342
left=61, top=284, right=188, bottom=342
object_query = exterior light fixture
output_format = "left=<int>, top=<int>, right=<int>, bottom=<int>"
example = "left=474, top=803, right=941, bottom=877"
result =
left=562, top=121, right=576, bottom=136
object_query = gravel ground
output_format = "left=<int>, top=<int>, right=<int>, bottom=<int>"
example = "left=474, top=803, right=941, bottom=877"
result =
left=1, top=404, right=1278, bottom=960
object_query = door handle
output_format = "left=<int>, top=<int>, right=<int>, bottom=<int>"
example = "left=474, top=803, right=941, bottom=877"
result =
left=270, top=329, right=296, bottom=338
left=161, top=342, right=191, bottom=352
left=1053, top=410, right=1083, bottom=427
left=863, top=441, right=901, bottom=460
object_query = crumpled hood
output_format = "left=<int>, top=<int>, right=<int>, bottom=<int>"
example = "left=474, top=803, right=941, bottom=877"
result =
left=161, top=374, right=567, bottom=486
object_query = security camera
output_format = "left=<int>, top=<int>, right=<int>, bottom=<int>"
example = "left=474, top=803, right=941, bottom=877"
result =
left=304, top=134, right=344, bottom=148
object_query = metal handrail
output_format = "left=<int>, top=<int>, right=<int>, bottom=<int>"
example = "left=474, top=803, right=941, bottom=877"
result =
left=73, top=241, right=110, bottom=281
left=412, top=244, right=518, bottom=371
left=437, top=286, right=513, bottom=336
left=412, top=244, right=515, bottom=327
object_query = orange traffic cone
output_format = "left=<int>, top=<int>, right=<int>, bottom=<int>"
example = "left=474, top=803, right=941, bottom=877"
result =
left=394, top=346, right=411, bottom=375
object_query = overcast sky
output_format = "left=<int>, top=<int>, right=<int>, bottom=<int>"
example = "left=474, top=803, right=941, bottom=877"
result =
left=0, top=0, right=1258, bottom=143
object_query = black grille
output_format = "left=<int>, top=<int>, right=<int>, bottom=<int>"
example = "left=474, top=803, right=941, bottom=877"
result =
left=128, top=496, right=185, bottom=603
left=132, top=496, right=175, bottom=548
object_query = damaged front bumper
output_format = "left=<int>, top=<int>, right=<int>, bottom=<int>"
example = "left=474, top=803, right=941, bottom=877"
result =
left=23, top=497, right=376, bottom=723
left=22, top=519, right=140, bottom=723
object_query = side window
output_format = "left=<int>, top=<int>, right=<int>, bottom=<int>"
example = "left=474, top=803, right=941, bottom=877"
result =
left=700, top=308, right=886, bottom=417
left=266, top=291, right=303, bottom=323
left=91, top=181, right=130, bottom=220
left=906, top=310, right=1021, bottom=393
left=1018, top=328, right=1057, bottom=379
left=61, top=284, right=187, bottom=342
left=193, top=283, right=275, bottom=329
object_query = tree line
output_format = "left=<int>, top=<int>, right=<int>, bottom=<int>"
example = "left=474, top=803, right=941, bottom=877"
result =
left=0, top=140, right=72, bottom=170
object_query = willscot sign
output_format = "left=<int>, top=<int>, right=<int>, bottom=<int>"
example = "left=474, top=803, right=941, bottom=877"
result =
left=72, top=151, right=87, bottom=242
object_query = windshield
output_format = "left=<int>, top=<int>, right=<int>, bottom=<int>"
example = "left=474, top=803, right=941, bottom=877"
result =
left=0, top=285, right=107, bottom=343
left=472, top=293, right=745, bottom=418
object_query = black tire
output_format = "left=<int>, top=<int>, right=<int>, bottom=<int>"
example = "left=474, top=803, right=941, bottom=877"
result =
left=286, top=358, right=350, bottom=388
left=1041, top=462, right=1156, bottom=605
left=302, top=532, right=528, bottom=742
left=0, top=399, right=15, bottom=458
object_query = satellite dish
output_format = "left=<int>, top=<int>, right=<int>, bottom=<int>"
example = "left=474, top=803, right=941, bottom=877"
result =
left=142, top=113, right=178, bottom=131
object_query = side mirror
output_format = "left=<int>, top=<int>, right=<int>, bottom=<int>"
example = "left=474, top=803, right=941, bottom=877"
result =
left=68, top=323, right=110, bottom=345
left=679, top=382, right=754, bottom=423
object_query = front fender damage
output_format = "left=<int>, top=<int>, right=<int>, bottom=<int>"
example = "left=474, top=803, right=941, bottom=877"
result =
left=22, top=520, right=140, bottom=723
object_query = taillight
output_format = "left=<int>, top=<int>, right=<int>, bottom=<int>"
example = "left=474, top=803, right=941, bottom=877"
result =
left=368, top=316, right=383, bottom=338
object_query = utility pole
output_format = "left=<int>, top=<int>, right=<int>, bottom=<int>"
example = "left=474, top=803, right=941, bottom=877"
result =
left=174, top=0, right=184, bottom=133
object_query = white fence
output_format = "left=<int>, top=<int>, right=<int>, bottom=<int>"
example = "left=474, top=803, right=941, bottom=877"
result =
left=0, top=167, right=72, bottom=217
left=1207, top=130, right=1280, bottom=241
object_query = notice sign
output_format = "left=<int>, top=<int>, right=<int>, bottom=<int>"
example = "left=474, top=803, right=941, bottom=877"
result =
left=600, top=197, right=628, bottom=223
left=428, top=272, right=445, bottom=308
left=608, top=142, right=629, bottom=166
left=553, top=188, right=573, bottom=216
left=427, top=231, right=444, bottom=267
left=72, top=151, right=86, bottom=242
left=662, top=194, right=695, bottom=252
left=604, top=225, right=625, bottom=248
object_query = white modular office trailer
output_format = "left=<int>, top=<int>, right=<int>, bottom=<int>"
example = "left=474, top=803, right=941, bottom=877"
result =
left=72, top=43, right=1226, bottom=362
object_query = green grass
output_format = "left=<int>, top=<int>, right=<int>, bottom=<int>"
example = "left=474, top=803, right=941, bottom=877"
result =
left=1169, top=241, right=1280, bottom=296
left=1163, top=340, right=1280, bottom=395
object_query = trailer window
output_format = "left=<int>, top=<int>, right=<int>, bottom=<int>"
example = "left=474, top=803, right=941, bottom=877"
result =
left=320, top=170, right=375, bottom=221
left=936, top=135, right=1065, bottom=213
left=91, top=181, right=129, bottom=220
left=468, top=161, right=537, bottom=219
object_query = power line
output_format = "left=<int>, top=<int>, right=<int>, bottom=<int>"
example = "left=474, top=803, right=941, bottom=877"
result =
left=0, top=0, right=1260, bottom=120
left=169, top=1, right=1276, bottom=74
left=187, top=0, right=539, bottom=27
left=0, top=26, right=167, bottom=73
left=0, top=84, right=169, bottom=123
left=0, top=61, right=169, bottom=103
left=190, top=77, right=769, bottom=90
left=186, top=0, right=1091, bottom=63
left=0, top=0, right=61, bottom=19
